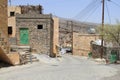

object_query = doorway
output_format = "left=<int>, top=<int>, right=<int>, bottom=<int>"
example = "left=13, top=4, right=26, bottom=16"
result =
left=20, top=28, right=29, bottom=45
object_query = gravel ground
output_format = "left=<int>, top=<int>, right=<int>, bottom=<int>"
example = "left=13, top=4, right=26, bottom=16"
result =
left=0, top=54, right=118, bottom=80
left=102, top=64, right=120, bottom=80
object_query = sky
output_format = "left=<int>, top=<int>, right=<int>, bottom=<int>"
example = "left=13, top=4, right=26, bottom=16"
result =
left=9, top=0, right=120, bottom=24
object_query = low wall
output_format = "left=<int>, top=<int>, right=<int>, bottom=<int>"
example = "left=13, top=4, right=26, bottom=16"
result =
left=73, top=33, right=100, bottom=56
left=0, top=47, right=20, bottom=65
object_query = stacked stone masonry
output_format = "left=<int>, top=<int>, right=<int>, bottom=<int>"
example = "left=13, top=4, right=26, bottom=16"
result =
left=73, top=33, right=100, bottom=56
left=16, top=13, right=53, bottom=55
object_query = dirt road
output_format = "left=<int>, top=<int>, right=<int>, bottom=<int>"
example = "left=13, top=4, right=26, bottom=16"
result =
left=0, top=54, right=117, bottom=80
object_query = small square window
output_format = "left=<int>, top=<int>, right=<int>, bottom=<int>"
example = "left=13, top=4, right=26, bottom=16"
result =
left=10, top=12, right=15, bottom=16
left=37, top=25, right=43, bottom=29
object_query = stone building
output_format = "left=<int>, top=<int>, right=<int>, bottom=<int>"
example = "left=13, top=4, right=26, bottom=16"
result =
left=8, top=5, right=59, bottom=57
left=16, top=13, right=54, bottom=56
left=8, top=5, right=42, bottom=38
left=8, top=6, right=21, bottom=38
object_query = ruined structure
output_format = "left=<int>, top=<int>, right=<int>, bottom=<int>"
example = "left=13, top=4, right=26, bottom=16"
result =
left=59, top=18, right=99, bottom=47
left=59, top=18, right=100, bottom=56
left=20, top=5, right=43, bottom=14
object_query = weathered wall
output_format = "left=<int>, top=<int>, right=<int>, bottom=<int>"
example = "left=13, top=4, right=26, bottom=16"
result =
left=8, top=6, right=21, bottom=37
left=0, top=0, right=8, bottom=36
left=7, top=52, right=20, bottom=65
left=20, top=5, right=43, bottom=14
left=59, top=18, right=99, bottom=47
left=0, top=0, right=20, bottom=65
left=0, top=0, right=9, bottom=53
left=16, top=14, right=53, bottom=55
left=53, top=17, right=59, bottom=55
left=0, top=47, right=20, bottom=65
left=73, top=33, right=100, bottom=56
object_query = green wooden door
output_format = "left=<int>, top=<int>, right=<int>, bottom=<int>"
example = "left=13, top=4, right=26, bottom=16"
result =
left=20, top=28, right=29, bottom=45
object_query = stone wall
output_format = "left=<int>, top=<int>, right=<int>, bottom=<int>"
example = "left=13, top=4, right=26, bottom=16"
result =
left=59, top=18, right=99, bottom=47
left=73, top=33, right=100, bottom=56
left=8, top=5, right=43, bottom=38
left=0, top=0, right=8, bottom=36
left=16, top=13, right=53, bottom=55
left=0, top=0, right=9, bottom=53
left=20, top=5, right=43, bottom=14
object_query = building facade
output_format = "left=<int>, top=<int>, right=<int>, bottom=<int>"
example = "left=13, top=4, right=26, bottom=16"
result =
left=8, top=5, right=43, bottom=38
left=8, top=5, right=57, bottom=57
left=8, top=6, right=21, bottom=38
left=16, top=13, right=54, bottom=56
left=0, top=0, right=20, bottom=65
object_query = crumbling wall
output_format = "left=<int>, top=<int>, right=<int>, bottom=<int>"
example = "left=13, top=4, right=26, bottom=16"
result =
left=59, top=18, right=99, bottom=47
left=20, top=5, right=43, bottom=14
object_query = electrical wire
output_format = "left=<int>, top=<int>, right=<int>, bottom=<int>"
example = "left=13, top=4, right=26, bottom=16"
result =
left=73, top=0, right=101, bottom=20
left=110, top=0, right=120, bottom=8
left=83, top=2, right=101, bottom=22
left=76, top=0, right=99, bottom=20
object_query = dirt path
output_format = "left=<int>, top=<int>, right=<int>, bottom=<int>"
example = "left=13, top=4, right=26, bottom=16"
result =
left=0, top=54, right=117, bottom=80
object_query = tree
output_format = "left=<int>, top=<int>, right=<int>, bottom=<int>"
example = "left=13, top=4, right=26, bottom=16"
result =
left=99, top=23, right=120, bottom=46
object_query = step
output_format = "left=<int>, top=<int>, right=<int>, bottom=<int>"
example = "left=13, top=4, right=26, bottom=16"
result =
left=10, top=45, right=31, bottom=52
left=25, top=54, right=34, bottom=57
left=25, top=56, right=37, bottom=60
left=24, top=59, right=39, bottom=62
left=20, top=58, right=39, bottom=64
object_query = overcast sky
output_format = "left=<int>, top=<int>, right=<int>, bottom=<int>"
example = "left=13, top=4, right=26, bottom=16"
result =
left=9, top=0, right=120, bottom=24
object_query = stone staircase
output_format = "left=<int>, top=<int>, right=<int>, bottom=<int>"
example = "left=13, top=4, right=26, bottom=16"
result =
left=0, top=29, right=39, bottom=65
left=10, top=45, right=39, bottom=64
left=19, top=52, right=39, bottom=64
